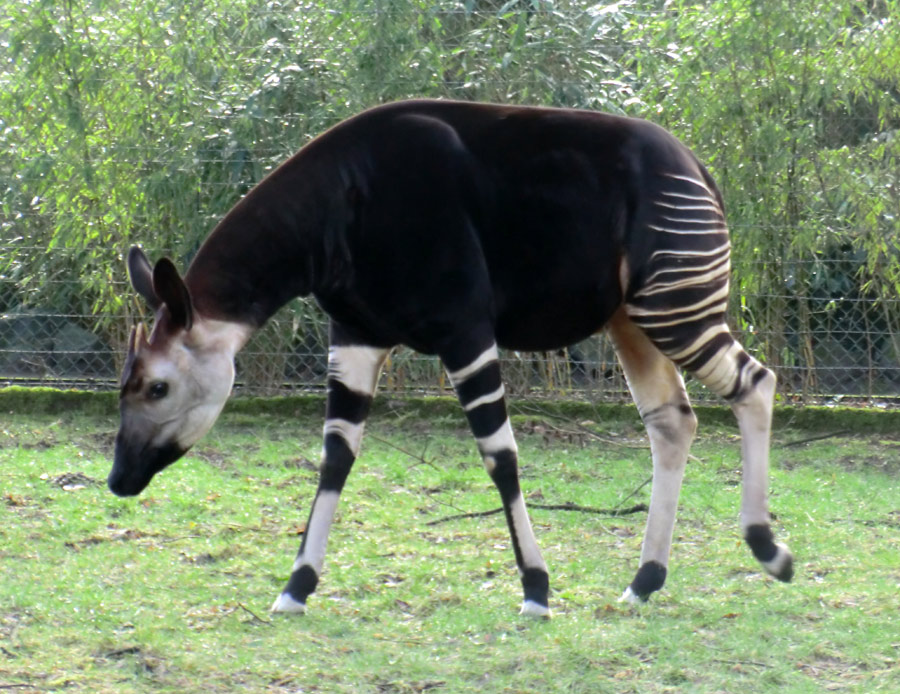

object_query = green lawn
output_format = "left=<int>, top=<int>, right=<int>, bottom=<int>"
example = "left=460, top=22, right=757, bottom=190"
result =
left=1, top=397, right=898, bottom=693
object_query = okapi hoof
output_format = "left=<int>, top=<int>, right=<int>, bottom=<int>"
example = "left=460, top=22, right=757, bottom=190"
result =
left=745, top=524, right=794, bottom=582
left=618, top=586, right=644, bottom=605
left=519, top=567, right=551, bottom=617
left=619, top=560, right=667, bottom=604
left=762, top=543, right=794, bottom=582
left=272, top=564, right=318, bottom=613
left=271, top=592, right=308, bottom=614
left=520, top=600, right=552, bottom=618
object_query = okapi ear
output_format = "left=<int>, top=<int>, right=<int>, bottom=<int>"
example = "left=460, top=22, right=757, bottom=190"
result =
left=127, top=246, right=161, bottom=310
left=152, top=257, right=194, bottom=332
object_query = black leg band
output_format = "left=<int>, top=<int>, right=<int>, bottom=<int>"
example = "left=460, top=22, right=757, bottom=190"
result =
left=629, top=560, right=667, bottom=601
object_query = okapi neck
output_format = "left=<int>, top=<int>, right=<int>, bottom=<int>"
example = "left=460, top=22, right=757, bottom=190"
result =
left=184, top=155, right=349, bottom=328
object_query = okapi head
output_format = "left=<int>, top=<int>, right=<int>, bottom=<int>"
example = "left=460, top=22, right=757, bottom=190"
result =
left=109, top=247, right=249, bottom=496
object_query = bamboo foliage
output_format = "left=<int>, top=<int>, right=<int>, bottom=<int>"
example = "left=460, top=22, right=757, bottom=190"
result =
left=1, top=0, right=897, bottom=398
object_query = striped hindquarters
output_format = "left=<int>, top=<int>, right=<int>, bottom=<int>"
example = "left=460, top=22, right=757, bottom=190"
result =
left=626, top=172, right=765, bottom=401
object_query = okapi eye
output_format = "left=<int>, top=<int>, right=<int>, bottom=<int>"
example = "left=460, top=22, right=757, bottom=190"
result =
left=147, top=381, right=169, bottom=400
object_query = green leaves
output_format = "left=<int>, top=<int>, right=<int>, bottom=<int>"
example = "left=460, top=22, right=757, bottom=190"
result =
left=1, top=0, right=897, bottom=392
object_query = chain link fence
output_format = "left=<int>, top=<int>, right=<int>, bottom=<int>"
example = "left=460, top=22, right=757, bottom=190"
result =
left=2, top=258, right=898, bottom=404
left=1, top=1, right=898, bottom=405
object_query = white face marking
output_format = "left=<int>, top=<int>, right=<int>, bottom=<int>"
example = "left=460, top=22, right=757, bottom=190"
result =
left=121, top=318, right=252, bottom=451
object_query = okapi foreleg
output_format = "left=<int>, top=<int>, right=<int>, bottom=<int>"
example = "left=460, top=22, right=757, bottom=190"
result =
left=608, top=310, right=698, bottom=603
left=271, top=342, right=390, bottom=613
left=443, top=339, right=551, bottom=617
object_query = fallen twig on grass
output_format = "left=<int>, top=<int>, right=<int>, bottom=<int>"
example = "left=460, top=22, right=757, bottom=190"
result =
left=779, top=430, right=852, bottom=448
left=367, top=433, right=440, bottom=471
left=238, top=602, right=273, bottom=625
left=425, top=507, right=505, bottom=525
left=613, top=475, right=652, bottom=511
left=516, top=404, right=649, bottom=448
left=425, top=502, right=647, bottom=526
left=532, top=502, right=648, bottom=515
left=712, top=658, right=771, bottom=669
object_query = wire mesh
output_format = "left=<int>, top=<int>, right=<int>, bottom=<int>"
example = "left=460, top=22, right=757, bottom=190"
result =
left=2, top=269, right=898, bottom=404
left=1, top=1, right=898, bottom=404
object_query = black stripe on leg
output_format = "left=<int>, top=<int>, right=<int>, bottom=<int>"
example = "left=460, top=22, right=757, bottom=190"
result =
left=629, top=560, right=667, bottom=601
left=319, top=433, right=356, bottom=493
left=490, top=451, right=530, bottom=570
left=284, top=565, right=319, bottom=602
left=465, top=398, right=509, bottom=441
left=522, top=567, right=550, bottom=607
left=325, top=378, right=373, bottom=423
left=744, top=523, right=778, bottom=562
left=454, top=361, right=502, bottom=407
left=723, top=351, right=752, bottom=400
left=677, top=332, right=734, bottom=372
left=488, top=448, right=521, bottom=505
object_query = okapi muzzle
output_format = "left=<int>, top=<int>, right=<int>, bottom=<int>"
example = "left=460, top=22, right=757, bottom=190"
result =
left=109, top=428, right=187, bottom=497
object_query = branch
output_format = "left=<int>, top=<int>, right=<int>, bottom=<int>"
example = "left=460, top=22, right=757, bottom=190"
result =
left=425, top=502, right=647, bottom=526
left=367, top=433, right=440, bottom=471
left=515, top=404, right=649, bottom=449
left=531, top=502, right=648, bottom=516
left=425, top=507, right=504, bottom=526
left=238, top=602, right=273, bottom=626
left=779, top=430, right=851, bottom=448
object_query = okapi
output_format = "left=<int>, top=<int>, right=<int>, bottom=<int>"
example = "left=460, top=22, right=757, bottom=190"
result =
left=110, top=99, right=793, bottom=617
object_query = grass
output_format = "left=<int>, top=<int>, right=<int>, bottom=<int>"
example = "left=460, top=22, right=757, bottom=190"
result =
left=1, top=395, right=898, bottom=693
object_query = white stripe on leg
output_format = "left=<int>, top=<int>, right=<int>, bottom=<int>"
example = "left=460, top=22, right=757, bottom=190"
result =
left=446, top=344, right=500, bottom=383
left=293, top=490, right=341, bottom=575
left=327, top=345, right=390, bottom=395
left=509, top=495, right=548, bottom=575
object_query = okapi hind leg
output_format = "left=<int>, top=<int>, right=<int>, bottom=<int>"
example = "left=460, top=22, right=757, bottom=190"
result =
left=646, top=324, right=794, bottom=585
left=442, top=338, right=551, bottom=617
left=608, top=311, right=698, bottom=603
left=623, top=167, right=792, bottom=585
left=707, top=344, right=794, bottom=582
left=271, top=340, right=390, bottom=614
